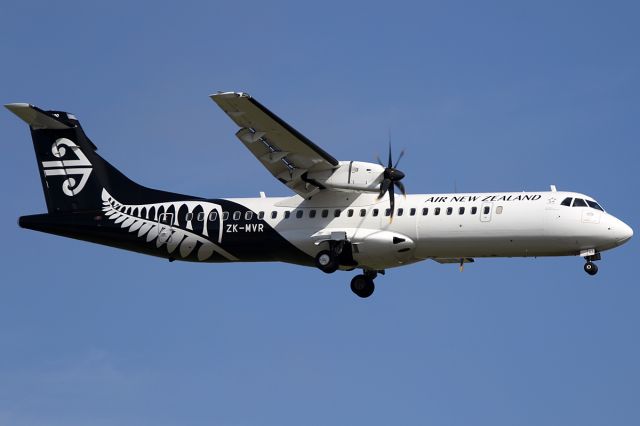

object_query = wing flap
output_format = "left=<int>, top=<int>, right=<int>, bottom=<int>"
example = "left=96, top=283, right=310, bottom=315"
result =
left=432, top=258, right=475, bottom=264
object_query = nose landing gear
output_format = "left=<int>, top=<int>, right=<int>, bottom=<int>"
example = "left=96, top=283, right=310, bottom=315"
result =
left=581, top=251, right=601, bottom=276
left=584, top=261, right=598, bottom=275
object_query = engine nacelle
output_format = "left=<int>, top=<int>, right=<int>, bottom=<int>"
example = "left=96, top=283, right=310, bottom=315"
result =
left=311, top=227, right=417, bottom=270
left=352, top=230, right=416, bottom=268
left=306, top=161, right=384, bottom=193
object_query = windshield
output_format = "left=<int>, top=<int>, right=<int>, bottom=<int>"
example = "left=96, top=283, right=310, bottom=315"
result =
left=560, top=197, right=605, bottom=211
left=586, top=200, right=604, bottom=211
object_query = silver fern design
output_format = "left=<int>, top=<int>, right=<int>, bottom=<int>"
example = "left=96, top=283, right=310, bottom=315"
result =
left=101, top=189, right=238, bottom=261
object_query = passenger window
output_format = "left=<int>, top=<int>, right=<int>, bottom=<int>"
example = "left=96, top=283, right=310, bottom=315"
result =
left=572, top=198, right=587, bottom=207
left=309, top=210, right=316, bottom=218
left=385, top=208, right=391, bottom=217
left=197, top=212, right=205, bottom=221
left=334, top=209, right=341, bottom=217
left=258, top=211, right=265, bottom=220
left=586, top=200, right=604, bottom=211
left=271, top=211, right=277, bottom=219
left=321, top=209, right=328, bottom=218
left=284, top=211, right=290, bottom=219
left=422, top=207, right=429, bottom=215
left=471, top=207, right=477, bottom=215
left=233, top=211, right=241, bottom=221
left=410, top=208, right=416, bottom=216
left=360, top=209, right=366, bottom=217
left=296, top=210, right=303, bottom=219
left=397, top=208, right=403, bottom=216
left=496, top=206, right=503, bottom=214
left=186, top=212, right=193, bottom=221
left=483, top=206, right=490, bottom=215
left=435, top=207, right=441, bottom=215
left=459, top=207, right=465, bottom=215
left=373, top=209, right=379, bottom=217
left=446, top=207, right=452, bottom=215
left=222, top=211, right=229, bottom=221
left=245, top=211, right=253, bottom=220
left=347, top=209, right=354, bottom=217
left=560, top=197, right=573, bottom=207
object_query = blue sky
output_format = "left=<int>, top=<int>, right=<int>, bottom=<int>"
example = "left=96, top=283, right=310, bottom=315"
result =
left=1, top=1, right=638, bottom=425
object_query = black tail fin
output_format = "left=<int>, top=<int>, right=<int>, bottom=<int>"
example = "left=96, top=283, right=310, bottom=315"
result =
left=6, top=103, right=188, bottom=213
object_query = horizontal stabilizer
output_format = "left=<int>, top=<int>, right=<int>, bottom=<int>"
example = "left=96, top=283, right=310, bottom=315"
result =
left=5, top=103, right=73, bottom=130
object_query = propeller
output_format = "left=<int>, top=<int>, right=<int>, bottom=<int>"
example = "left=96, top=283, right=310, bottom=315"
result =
left=376, top=143, right=406, bottom=221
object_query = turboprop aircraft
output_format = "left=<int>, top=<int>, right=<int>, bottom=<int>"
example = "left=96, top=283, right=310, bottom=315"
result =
left=6, top=92, right=633, bottom=298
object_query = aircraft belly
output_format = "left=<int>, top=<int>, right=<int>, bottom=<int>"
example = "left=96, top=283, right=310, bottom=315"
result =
left=413, top=215, right=570, bottom=259
left=415, top=234, right=567, bottom=258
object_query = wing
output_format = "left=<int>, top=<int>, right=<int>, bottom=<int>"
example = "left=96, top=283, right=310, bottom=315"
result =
left=211, top=92, right=339, bottom=197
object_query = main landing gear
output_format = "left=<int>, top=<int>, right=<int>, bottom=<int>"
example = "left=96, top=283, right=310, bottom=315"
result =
left=314, top=238, right=357, bottom=274
left=582, top=251, right=601, bottom=276
left=313, top=242, right=377, bottom=298
left=315, top=250, right=339, bottom=273
left=350, top=270, right=377, bottom=298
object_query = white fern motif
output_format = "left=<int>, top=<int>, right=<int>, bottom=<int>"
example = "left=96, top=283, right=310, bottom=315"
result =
left=101, top=189, right=238, bottom=261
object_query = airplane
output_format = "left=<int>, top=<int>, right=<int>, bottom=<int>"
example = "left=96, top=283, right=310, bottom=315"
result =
left=6, top=92, right=633, bottom=298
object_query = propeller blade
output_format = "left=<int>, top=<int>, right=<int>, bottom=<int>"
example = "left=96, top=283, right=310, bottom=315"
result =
left=378, top=178, right=391, bottom=199
left=388, top=187, right=395, bottom=220
left=394, top=149, right=405, bottom=169
left=395, top=180, right=406, bottom=197
left=387, top=143, right=393, bottom=168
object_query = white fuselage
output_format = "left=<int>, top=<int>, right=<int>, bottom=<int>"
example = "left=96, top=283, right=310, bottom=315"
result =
left=224, top=190, right=633, bottom=270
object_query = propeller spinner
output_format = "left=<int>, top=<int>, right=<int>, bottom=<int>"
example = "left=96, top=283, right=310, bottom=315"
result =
left=377, top=144, right=406, bottom=220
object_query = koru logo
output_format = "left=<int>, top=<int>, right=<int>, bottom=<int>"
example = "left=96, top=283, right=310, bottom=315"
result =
left=41, top=138, right=93, bottom=196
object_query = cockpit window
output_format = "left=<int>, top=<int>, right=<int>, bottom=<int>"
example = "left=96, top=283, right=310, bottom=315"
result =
left=586, top=200, right=604, bottom=211
left=560, top=197, right=572, bottom=206
left=572, top=198, right=587, bottom=207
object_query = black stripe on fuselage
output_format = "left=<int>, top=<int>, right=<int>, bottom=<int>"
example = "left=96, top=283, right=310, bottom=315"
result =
left=19, top=197, right=313, bottom=266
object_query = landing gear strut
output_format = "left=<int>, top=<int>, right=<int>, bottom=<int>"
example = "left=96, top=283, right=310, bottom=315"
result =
left=350, top=270, right=377, bottom=298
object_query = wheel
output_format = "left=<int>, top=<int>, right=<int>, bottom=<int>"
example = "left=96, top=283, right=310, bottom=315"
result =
left=584, top=261, right=598, bottom=276
left=315, top=250, right=338, bottom=274
left=350, top=275, right=375, bottom=298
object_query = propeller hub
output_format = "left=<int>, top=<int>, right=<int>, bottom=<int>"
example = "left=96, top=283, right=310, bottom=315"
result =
left=385, top=168, right=405, bottom=181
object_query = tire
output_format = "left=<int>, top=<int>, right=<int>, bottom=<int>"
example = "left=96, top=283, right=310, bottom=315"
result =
left=315, top=250, right=339, bottom=274
left=584, top=262, right=598, bottom=276
left=350, top=275, right=375, bottom=298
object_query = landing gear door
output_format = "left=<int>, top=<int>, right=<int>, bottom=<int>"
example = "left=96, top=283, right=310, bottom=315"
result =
left=158, top=212, right=174, bottom=244
left=480, top=202, right=492, bottom=222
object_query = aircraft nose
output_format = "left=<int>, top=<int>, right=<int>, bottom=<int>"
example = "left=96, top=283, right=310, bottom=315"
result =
left=617, top=221, right=633, bottom=246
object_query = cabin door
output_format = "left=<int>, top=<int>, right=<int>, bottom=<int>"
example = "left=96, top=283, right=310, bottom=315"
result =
left=480, top=202, right=493, bottom=222
left=157, top=212, right=174, bottom=244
